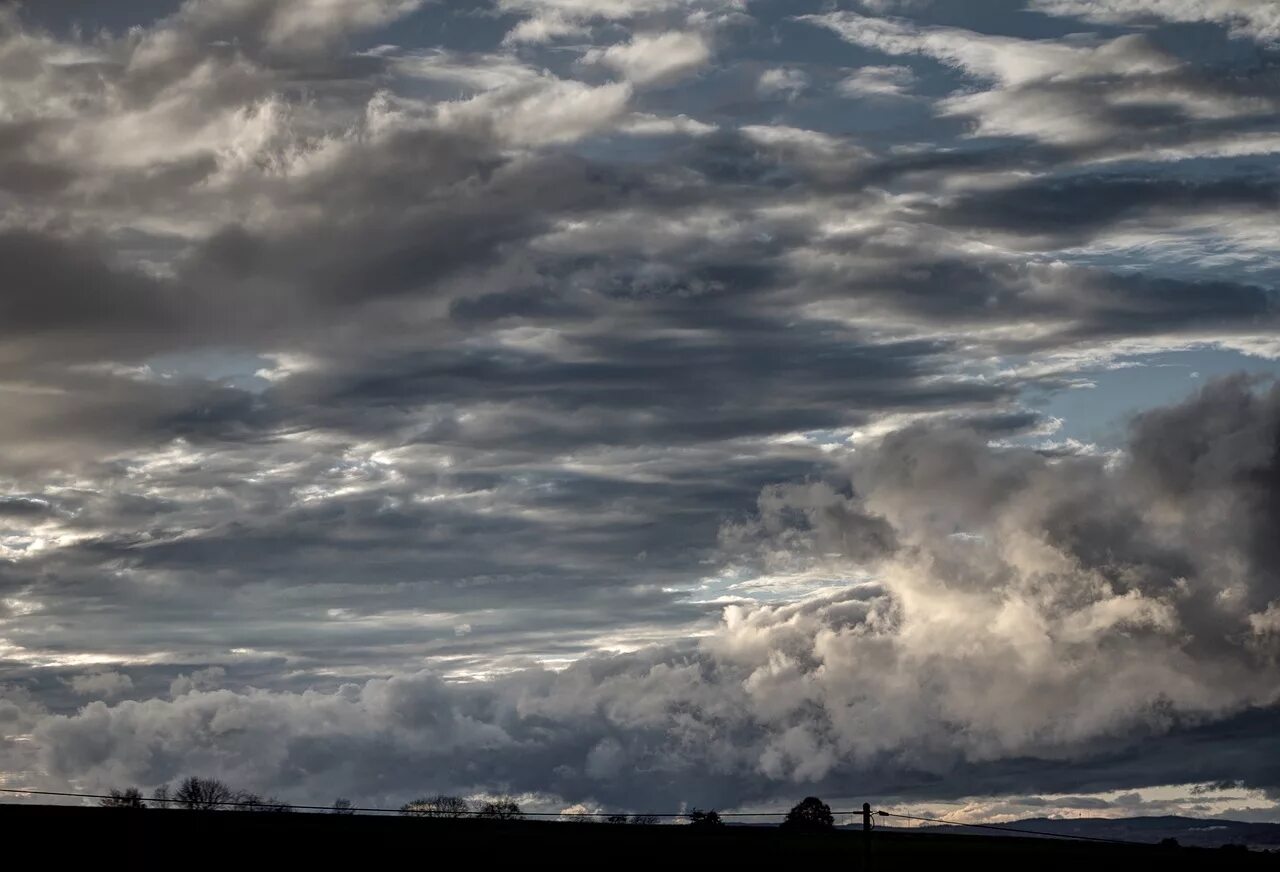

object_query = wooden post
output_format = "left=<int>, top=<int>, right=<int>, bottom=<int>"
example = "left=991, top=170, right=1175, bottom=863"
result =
left=862, top=802, right=872, bottom=869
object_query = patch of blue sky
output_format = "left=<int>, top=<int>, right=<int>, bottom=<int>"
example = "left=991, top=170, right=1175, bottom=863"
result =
left=1060, top=236, right=1280, bottom=287
left=145, top=349, right=275, bottom=393
left=377, top=2, right=513, bottom=55
left=1019, top=160, right=1280, bottom=284
left=927, top=0, right=1122, bottom=38
left=1021, top=347, right=1280, bottom=447
left=685, top=563, right=876, bottom=605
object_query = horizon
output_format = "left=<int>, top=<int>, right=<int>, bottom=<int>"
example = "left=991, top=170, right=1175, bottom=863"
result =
left=0, top=0, right=1278, bottom=823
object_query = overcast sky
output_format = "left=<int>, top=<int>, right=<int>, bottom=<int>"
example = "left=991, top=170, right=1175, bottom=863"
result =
left=1, top=0, right=1279, bottom=821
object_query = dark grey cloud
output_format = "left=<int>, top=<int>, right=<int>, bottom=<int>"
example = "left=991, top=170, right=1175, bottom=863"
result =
left=794, top=252, right=1278, bottom=353
left=931, top=173, right=1280, bottom=248
left=0, top=230, right=182, bottom=353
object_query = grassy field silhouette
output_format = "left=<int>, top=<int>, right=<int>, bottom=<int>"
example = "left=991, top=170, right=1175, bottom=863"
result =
left=5, top=804, right=1274, bottom=869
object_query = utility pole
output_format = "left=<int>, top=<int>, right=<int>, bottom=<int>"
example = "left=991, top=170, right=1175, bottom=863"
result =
left=862, top=802, right=872, bottom=869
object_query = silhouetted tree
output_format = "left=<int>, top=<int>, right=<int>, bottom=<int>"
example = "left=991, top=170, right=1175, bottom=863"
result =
left=478, top=797, right=523, bottom=820
left=332, top=798, right=355, bottom=814
left=173, top=776, right=237, bottom=810
left=236, top=791, right=292, bottom=812
left=630, top=813, right=659, bottom=825
left=560, top=804, right=597, bottom=822
left=688, top=808, right=724, bottom=827
left=400, top=794, right=472, bottom=817
left=151, top=785, right=171, bottom=808
left=100, top=787, right=146, bottom=809
left=606, top=814, right=629, bottom=824
left=782, top=797, right=834, bottom=831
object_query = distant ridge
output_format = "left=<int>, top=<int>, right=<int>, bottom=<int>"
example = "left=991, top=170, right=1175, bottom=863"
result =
left=905, top=816, right=1280, bottom=850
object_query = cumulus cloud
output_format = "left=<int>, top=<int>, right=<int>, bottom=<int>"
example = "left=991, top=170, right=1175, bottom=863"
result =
left=583, top=31, right=712, bottom=86
left=757, top=67, right=809, bottom=100
left=437, top=76, right=634, bottom=145
left=65, top=672, right=134, bottom=700
left=8, top=378, right=1280, bottom=810
left=616, top=112, right=718, bottom=137
left=169, top=667, right=228, bottom=698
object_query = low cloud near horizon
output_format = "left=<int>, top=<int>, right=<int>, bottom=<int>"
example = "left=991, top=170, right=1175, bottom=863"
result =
left=1, top=0, right=1278, bottom=818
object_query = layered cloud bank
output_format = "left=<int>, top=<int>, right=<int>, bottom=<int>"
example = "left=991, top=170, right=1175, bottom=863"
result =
left=1, top=0, right=1278, bottom=813
left=6, top=378, right=1279, bottom=809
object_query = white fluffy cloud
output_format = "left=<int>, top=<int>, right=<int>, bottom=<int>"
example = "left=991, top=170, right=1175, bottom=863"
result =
left=136, top=0, right=424, bottom=59
left=804, top=10, right=1280, bottom=155
left=1031, top=0, right=1280, bottom=44
left=499, top=0, right=744, bottom=45
left=838, top=64, right=916, bottom=98
left=436, top=77, right=635, bottom=144
left=583, top=31, right=712, bottom=85
left=65, top=672, right=134, bottom=700
left=757, top=67, right=809, bottom=100
left=806, top=11, right=1176, bottom=86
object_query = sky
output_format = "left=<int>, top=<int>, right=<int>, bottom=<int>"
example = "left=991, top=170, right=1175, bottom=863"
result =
left=0, top=0, right=1279, bottom=822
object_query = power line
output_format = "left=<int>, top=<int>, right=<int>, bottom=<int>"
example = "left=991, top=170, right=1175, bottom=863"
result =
left=875, top=810, right=1149, bottom=846
left=0, top=787, right=823, bottom=818
left=0, top=787, right=1164, bottom=846
left=0, top=787, right=378, bottom=813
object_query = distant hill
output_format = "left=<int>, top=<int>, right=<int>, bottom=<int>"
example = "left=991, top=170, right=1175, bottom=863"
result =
left=911, top=815, right=1280, bottom=850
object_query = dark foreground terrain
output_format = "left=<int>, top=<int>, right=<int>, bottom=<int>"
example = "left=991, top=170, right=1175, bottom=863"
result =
left=4, top=804, right=1275, bottom=869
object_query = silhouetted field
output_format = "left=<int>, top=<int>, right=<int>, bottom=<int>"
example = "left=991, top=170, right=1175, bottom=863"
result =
left=4, top=804, right=1275, bottom=868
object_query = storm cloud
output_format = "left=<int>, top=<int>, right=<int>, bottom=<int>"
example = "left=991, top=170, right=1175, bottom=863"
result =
left=5, top=377, right=1279, bottom=811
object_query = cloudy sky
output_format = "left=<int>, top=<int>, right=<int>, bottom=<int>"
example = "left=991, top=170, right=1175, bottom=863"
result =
left=1, top=0, right=1279, bottom=822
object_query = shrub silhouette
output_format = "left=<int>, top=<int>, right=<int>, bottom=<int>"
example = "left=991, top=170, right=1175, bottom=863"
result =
left=478, top=797, right=523, bottom=819
left=400, top=794, right=472, bottom=817
left=332, top=798, right=355, bottom=814
left=100, top=787, right=146, bottom=809
left=688, top=808, right=724, bottom=827
left=236, top=792, right=292, bottom=812
left=782, top=797, right=834, bottom=831
left=609, top=812, right=660, bottom=824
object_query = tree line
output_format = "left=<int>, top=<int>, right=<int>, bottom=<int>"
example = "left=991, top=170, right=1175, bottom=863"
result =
left=100, top=778, right=295, bottom=812
left=100, top=779, right=840, bottom=830
left=399, top=794, right=523, bottom=819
